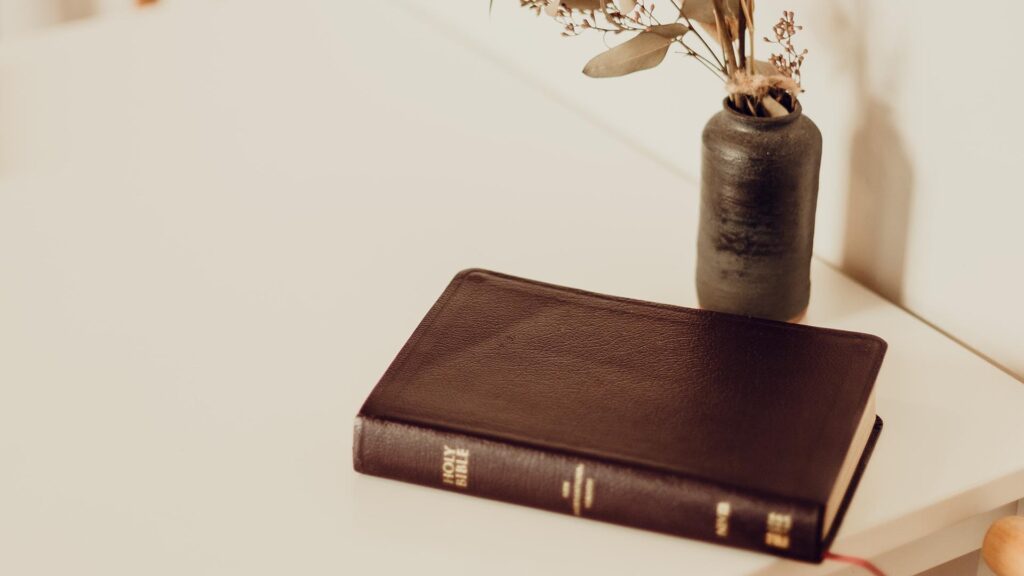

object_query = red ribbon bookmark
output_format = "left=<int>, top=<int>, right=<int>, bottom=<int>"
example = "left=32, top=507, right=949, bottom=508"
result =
left=825, top=551, right=886, bottom=576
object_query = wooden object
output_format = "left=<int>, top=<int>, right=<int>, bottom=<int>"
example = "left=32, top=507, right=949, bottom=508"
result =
left=983, top=516, right=1024, bottom=576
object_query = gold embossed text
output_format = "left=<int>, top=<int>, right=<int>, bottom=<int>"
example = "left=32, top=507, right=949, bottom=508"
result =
left=715, top=501, right=731, bottom=537
left=441, top=445, right=470, bottom=488
left=765, top=511, right=793, bottom=549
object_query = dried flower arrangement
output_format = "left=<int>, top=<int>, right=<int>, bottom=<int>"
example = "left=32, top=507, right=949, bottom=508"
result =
left=516, top=0, right=806, bottom=117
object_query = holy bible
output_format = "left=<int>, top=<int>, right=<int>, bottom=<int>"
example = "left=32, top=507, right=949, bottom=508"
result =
left=353, top=269, right=885, bottom=562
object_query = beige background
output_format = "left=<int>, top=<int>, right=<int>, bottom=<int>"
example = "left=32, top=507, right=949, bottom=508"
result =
left=2, top=0, right=1021, bottom=381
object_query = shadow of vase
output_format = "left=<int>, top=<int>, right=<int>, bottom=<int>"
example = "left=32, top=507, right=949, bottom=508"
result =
left=825, top=0, right=916, bottom=305
left=841, top=98, right=914, bottom=304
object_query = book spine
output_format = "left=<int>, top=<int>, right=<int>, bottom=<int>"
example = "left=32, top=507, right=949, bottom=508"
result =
left=353, top=415, right=822, bottom=561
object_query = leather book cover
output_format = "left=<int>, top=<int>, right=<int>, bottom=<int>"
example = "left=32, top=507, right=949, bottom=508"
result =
left=353, top=269, right=886, bottom=562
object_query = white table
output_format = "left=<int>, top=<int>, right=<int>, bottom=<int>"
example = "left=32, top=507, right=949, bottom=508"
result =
left=1, top=1, right=1022, bottom=575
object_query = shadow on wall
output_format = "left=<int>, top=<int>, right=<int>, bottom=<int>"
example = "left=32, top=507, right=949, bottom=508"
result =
left=830, top=0, right=915, bottom=304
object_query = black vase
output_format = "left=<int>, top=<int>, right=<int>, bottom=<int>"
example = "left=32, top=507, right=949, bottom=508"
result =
left=696, top=100, right=822, bottom=322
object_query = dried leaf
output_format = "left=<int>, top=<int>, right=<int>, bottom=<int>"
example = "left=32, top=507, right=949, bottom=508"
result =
left=648, top=23, right=689, bottom=39
left=680, top=0, right=740, bottom=25
left=753, top=59, right=779, bottom=76
left=695, top=17, right=739, bottom=45
left=762, top=95, right=789, bottom=117
left=582, top=31, right=675, bottom=78
left=544, top=1, right=560, bottom=16
left=562, top=0, right=602, bottom=9
left=618, top=0, right=637, bottom=12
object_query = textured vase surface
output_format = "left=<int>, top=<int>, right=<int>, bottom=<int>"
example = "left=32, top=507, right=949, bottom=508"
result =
left=696, top=100, right=823, bottom=321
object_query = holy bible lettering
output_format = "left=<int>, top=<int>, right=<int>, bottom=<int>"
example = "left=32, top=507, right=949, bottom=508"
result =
left=442, top=446, right=470, bottom=488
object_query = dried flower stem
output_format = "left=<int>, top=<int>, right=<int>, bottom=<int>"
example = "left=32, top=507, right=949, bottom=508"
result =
left=519, top=1, right=806, bottom=117
left=711, top=7, right=734, bottom=75
left=675, top=40, right=728, bottom=80
left=741, top=0, right=755, bottom=74
left=737, top=5, right=746, bottom=71
left=710, top=0, right=742, bottom=109
left=671, top=0, right=729, bottom=72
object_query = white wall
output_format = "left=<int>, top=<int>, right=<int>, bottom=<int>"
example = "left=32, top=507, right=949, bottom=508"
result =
left=1, top=0, right=1021, bottom=379
left=409, top=0, right=1024, bottom=380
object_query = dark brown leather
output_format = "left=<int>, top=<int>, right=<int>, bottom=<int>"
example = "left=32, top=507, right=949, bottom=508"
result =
left=355, top=269, right=886, bottom=561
